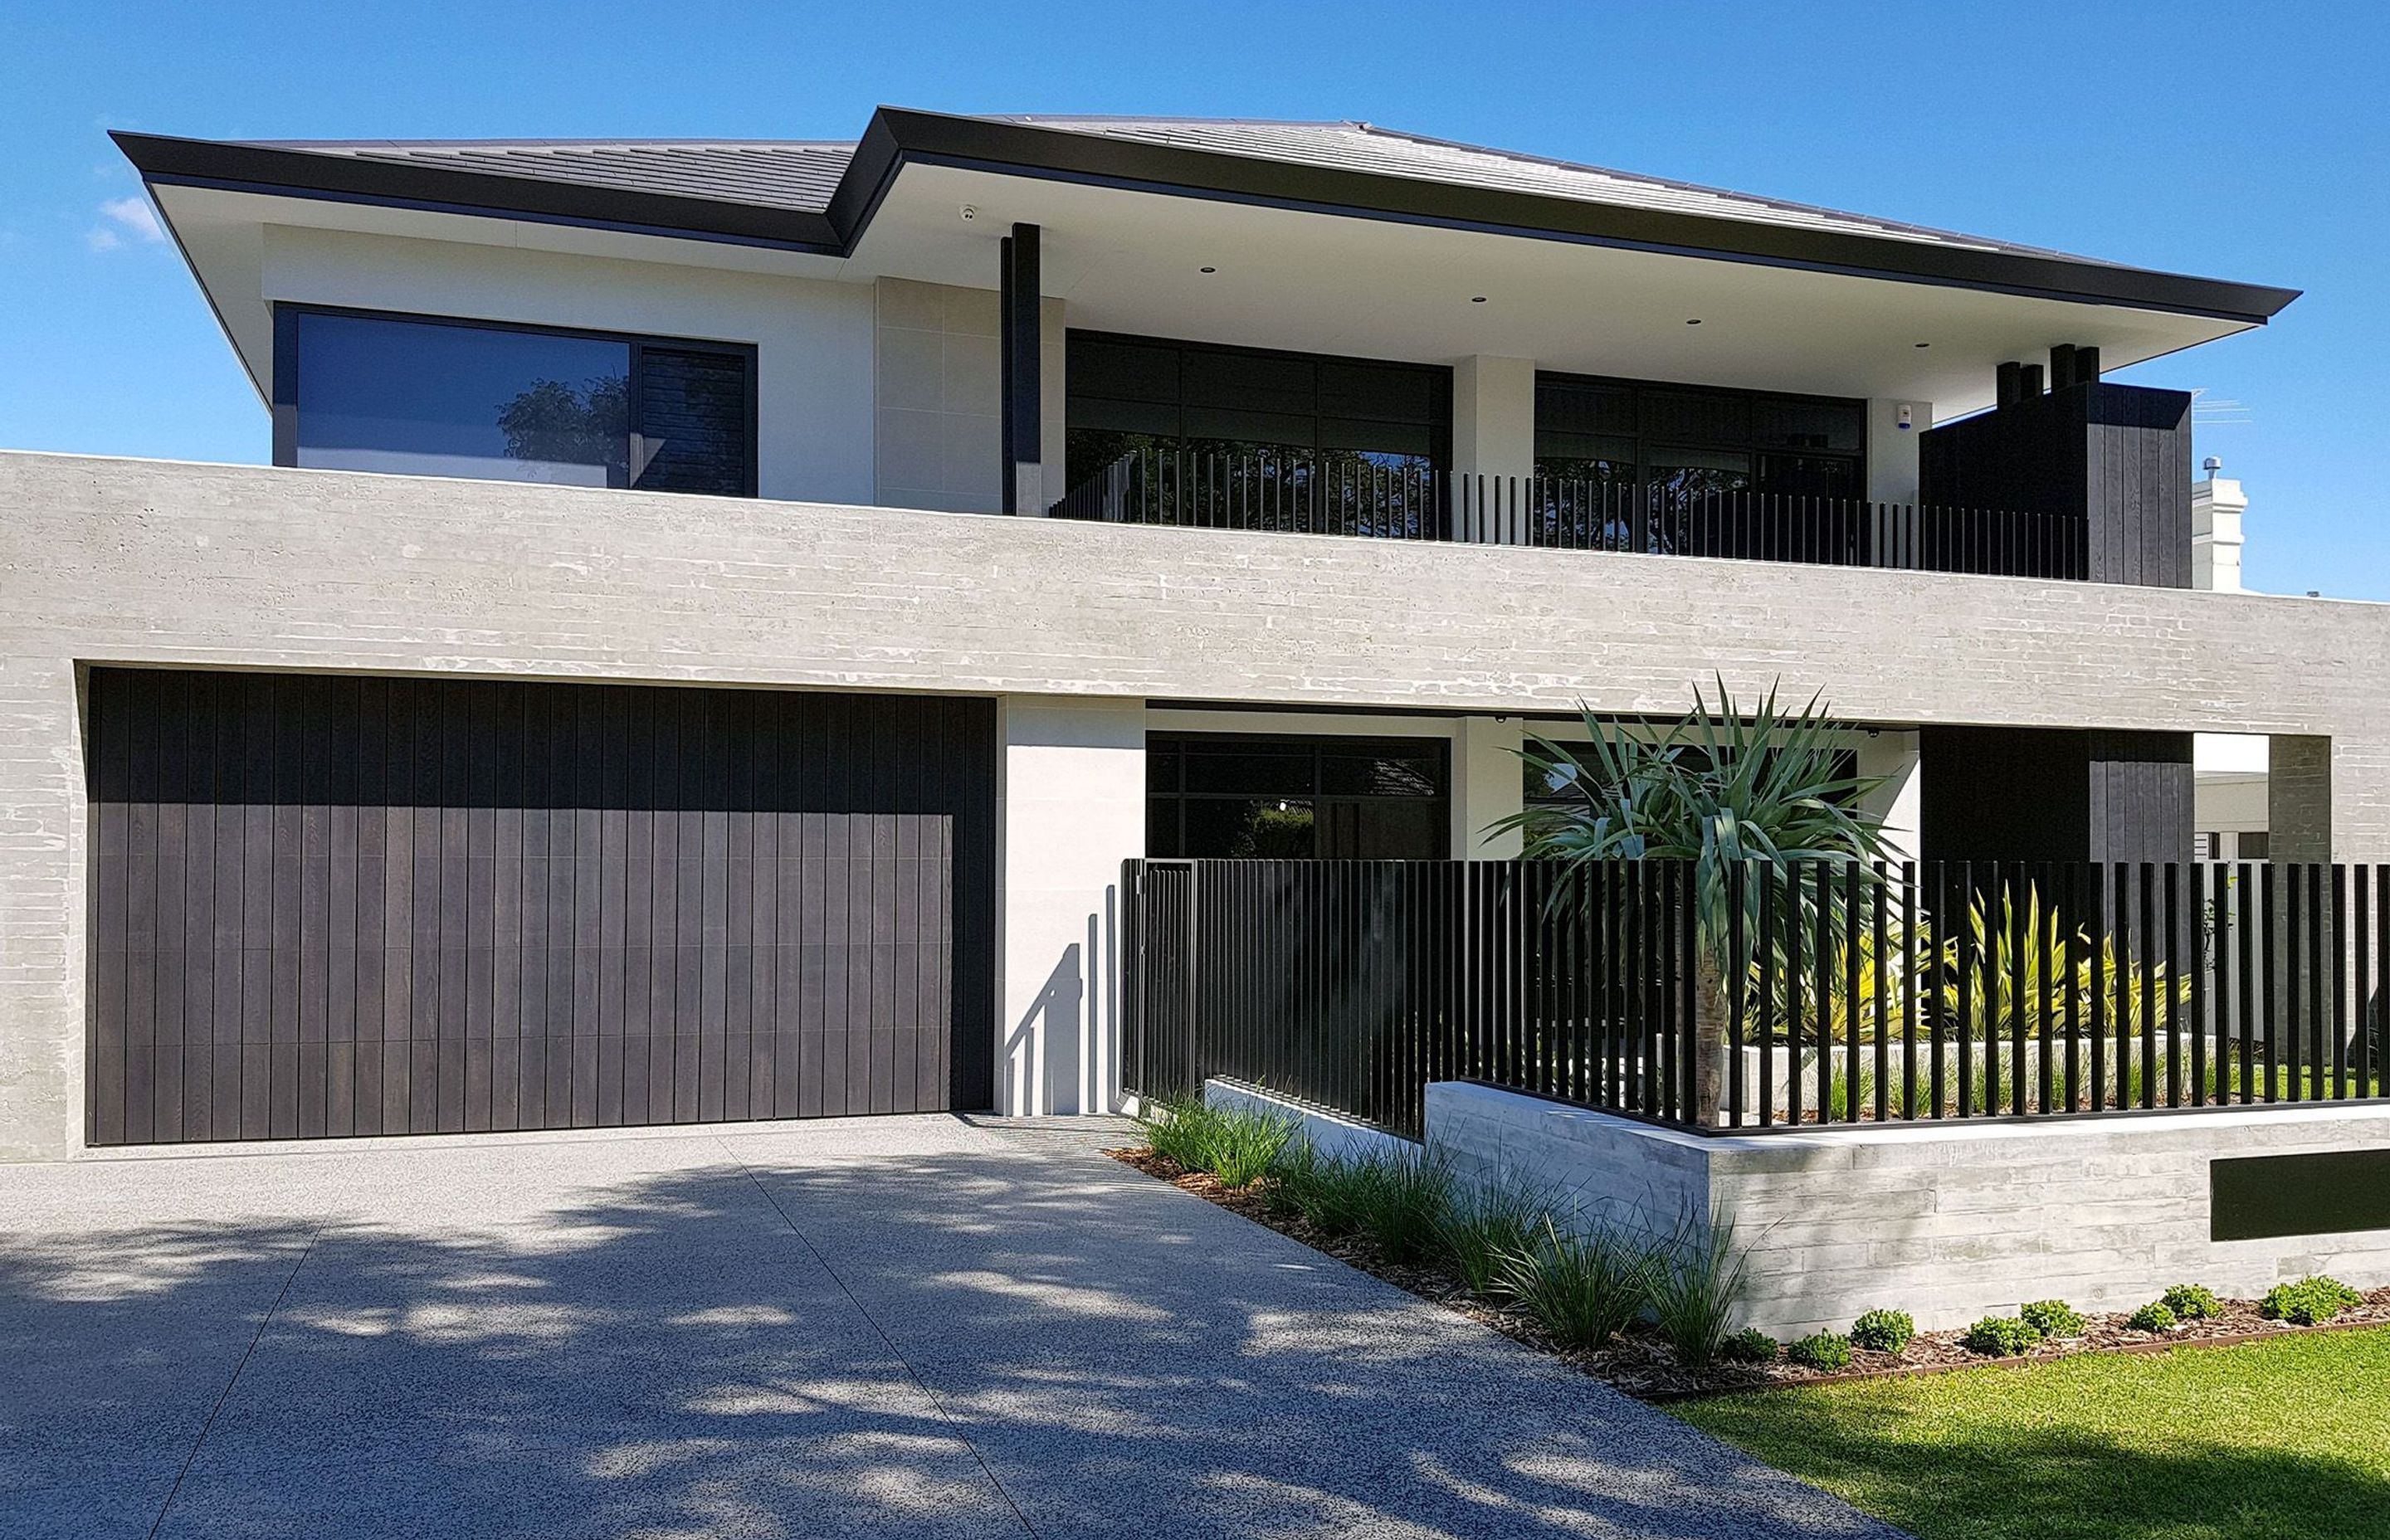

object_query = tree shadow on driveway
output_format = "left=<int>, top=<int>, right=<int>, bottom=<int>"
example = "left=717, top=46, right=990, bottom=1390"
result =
left=1, top=1135, right=1898, bottom=1538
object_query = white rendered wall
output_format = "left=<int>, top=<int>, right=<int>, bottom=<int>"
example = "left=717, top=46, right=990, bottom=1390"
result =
left=1427, top=1080, right=2390, bottom=1338
left=260, top=226, right=877, bottom=506
left=1451, top=356, right=1537, bottom=480
left=874, top=280, right=1067, bottom=515
left=1855, top=729, right=1922, bottom=863
left=998, top=695, right=1146, bottom=1116
left=1866, top=397, right=1932, bottom=504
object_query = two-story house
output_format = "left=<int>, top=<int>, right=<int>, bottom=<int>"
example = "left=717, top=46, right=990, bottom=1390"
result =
left=7, top=107, right=2381, bottom=1159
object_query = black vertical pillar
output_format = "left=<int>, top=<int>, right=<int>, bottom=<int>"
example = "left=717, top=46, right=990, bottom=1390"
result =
left=999, top=222, right=1042, bottom=514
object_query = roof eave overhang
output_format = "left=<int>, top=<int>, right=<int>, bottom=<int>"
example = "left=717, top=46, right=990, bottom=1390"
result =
left=114, top=115, right=2303, bottom=326
left=110, top=129, right=845, bottom=255
left=847, top=110, right=2300, bottom=325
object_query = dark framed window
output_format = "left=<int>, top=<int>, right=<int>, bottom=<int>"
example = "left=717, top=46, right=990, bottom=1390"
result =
left=1535, top=372, right=1864, bottom=504
left=272, top=305, right=758, bottom=497
left=1066, top=331, right=1451, bottom=490
left=1149, top=733, right=1451, bottom=860
left=1524, top=738, right=1858, bottom=807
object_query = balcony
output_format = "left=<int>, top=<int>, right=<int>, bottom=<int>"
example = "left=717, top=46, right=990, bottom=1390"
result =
left=1053, top=447, right=2090, bottom=581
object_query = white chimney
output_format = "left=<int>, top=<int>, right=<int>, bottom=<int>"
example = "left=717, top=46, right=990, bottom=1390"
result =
left=2192, top=460, right=2246, bottom=592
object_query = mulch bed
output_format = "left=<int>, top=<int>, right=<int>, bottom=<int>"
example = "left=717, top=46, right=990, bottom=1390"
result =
left=1106, top=1144, right=2390, bottom=1401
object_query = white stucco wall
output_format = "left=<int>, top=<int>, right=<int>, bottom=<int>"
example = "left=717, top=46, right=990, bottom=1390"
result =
left=1866, top=397, right=1932, bottom=505
left=871, top=278, right=1067, bottom=515
left=1451, top=355, right=1537, bottom=483
left=260, top=226, right=878, bottom=507
left=1855, top=729, right=1922, bottom=862
left=997, top=695, right=1144, bottom=1116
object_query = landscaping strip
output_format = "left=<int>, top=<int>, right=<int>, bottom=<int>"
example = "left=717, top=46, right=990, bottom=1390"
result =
left=1107, top=1141, right=2390, bottom=1401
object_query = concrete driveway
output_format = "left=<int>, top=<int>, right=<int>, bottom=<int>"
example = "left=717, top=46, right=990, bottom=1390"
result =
left=0, top=1115, right=1895, bottom=1539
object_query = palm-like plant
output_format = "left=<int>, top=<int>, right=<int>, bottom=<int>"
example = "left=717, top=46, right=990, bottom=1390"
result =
left=1495, top=678, right=1887, bottom=1125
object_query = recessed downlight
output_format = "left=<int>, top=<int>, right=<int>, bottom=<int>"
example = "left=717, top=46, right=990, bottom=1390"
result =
left=1470, top=295, right=1488, bottom=304
left=1685, top=318, right=1703, bottom=325
left=1914, top=341, right=1932, bottom=348
left=1198, top=266, right=1217, bottom=273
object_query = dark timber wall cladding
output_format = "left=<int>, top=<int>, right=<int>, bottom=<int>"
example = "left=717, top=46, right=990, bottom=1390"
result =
left=85, top=669, right=996, bottom=1146
left=1918, top=382, right=2192, bottom=588
left=1920, top=726, right=2194, bottom=865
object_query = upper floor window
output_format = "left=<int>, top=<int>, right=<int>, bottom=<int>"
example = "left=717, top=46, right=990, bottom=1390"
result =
left=1534, top=373, right=1864, bottom=504
left=1065, top=332, right=1451, bottom=491
left=273, top=307, right=757, bottom=497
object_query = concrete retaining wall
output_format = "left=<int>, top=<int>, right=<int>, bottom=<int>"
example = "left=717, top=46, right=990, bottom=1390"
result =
left=1425, top=1079, right=2390, bottom=1338
left=1203, top=1079, right=1414, bottom=1163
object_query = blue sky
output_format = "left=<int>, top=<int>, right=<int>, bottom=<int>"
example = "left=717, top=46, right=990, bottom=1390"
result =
left=7, top=2, right=2383, bottom=596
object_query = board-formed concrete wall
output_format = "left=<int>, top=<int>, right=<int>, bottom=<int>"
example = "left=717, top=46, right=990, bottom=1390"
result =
left=7, top=451, right=2390, bottom=1157
left=1426, top=1080, right=2390, bottom=1338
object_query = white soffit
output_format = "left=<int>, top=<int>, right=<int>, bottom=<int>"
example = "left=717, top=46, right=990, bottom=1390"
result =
left=848, top=163, right=2250, bottom=414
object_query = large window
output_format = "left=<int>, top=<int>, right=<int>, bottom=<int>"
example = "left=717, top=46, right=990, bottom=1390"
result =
left=1149, top=733, right=1450, bottom=860
left=1066, top=332, right=1451, bottom=491
left=1534, top=373, right=1864, bottom=504
left=274, top=307, right=757, bottom=497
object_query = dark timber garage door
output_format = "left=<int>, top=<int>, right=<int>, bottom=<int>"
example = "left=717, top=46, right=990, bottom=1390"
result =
left=85, top=669, right=995, bottom=1145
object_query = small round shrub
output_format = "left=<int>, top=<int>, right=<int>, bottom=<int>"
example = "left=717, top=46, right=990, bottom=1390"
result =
left=1720, top=1327, right=1778, bottom=1364
left=1788, top=1331, right=1855, bottom=1372
left=1848, top=1309, right=1916, bottom=1355
left=2127, top=1300, right=2179, bottom=1333
left=2020, top=1299, right=2086, bottom=1339
left=2261, top=1275, right=2366, bottom=1326
left=2160, top=1284, right=2222, bottom=1322
left=1962, top=1314, right=2044, bottom=1357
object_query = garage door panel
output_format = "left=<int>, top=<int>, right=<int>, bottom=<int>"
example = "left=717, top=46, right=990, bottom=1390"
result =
left=87, top=670, right=993, bottom=1146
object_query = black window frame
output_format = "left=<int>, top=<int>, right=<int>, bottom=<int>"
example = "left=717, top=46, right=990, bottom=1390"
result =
left=271, top=302, right=761, bottom=498
left=1066, top=329, right=1453, bottom=491
left=1534, top=369, right=1866, bottom=501
left=1148, top=731, right=1452, bottom=860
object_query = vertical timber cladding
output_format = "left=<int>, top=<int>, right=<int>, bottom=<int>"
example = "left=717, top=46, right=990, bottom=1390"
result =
left=85, top=669, right=996, bottom=1146
left=1917, top=379, right=2192, bottom=588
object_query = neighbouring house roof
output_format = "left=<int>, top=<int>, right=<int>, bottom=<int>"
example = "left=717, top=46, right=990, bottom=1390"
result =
left=112, top=107, right=2300, bottom=323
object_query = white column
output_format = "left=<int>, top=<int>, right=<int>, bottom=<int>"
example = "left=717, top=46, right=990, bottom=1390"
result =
left=1453, top=715, right=1525, bottom=857
left=1452, top=356, right=1537, bottom=543
left=997, top=695, right=1146, bottom=1115
left=1856, top=729, right=1922, bottom=864
left=1866, top=398, right=1932, bottom=504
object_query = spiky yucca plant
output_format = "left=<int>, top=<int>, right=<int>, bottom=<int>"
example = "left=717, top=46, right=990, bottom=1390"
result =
left=1495, top=679, right=1887, bottom=1125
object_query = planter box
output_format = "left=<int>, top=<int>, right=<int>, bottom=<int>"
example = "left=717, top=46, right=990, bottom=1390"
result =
left=1424, top=1079, right=2390, bottom=1339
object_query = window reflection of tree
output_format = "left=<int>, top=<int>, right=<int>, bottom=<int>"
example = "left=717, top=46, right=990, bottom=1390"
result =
left=497, top=374, right=629, bottom=484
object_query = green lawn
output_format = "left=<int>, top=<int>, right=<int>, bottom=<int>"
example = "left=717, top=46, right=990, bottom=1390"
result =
left=1675, top=1328, right=2390, bottom=1540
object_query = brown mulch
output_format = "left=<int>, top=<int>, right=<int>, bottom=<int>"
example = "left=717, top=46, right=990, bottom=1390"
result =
left=1105, top=1145, right=2390, bottom=1401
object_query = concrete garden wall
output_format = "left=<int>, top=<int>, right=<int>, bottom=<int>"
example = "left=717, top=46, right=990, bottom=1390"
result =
left=1202, top=1078, right=1413, bottom=1163
left=1424, top=1080, right=2390, bottom=1338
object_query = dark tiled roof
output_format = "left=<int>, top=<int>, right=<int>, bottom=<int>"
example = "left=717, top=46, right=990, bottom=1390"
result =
left=248, top=117, right=2078, bottom=262
left=993, top=116, right=2082, bottom=262
left=251, top=138, right=857, bottom=214
left=116, top=110, right=2296, bottom=320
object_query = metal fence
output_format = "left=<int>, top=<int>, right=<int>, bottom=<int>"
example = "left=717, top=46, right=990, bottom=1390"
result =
left=1054, top=449, right=2089, bottom=581
left=1120, top=857, right=2389, bottom=1138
